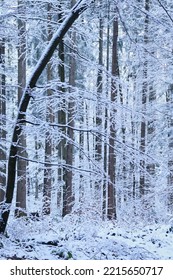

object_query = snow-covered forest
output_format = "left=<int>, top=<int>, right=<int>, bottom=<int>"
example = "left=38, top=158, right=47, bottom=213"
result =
left=0, top=0, right=173, bottom=260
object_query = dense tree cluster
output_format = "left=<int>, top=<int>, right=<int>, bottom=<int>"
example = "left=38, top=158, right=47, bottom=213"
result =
left=0, top=0, right=173, bottom=233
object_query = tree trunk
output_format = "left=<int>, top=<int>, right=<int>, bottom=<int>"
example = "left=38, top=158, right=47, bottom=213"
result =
left=0, top=38, right=6, bottom=204
left=95, top=0, right=103, bottom=161
left=62, top=0, right=76, bottom=216
left=43, top=3, right=54, bottom=215
left=139, top=0, right=149, bottom=198
left=102, top=2, right=110, bottom=218
left=15, top=0, right=27, bottom=217
left=166, top=84, right=173, bottom=213
left=107, top=15, right=119, bottom=220
left=57, top=3, right=67, bottom=216
left=95, top=0, right=104, bottom=212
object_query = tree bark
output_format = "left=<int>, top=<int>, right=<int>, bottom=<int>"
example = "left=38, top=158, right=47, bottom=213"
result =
left=57, top=2, right=67, bottom=216
left=102, top=2, right=110, bottom=219
left=15, top=0, right=27, bottom=217
left=42, top=3, right=54, bottom=215
left=166, top=83, right=173, bottom=213
left=0, top=38, right=6, bottom=204
left=62, top=0, right=76, bottom=216
left=95, top=0, right=103, bottom=161
left=139, top=0, right=149, bottom=197
left=107, top=15, right=119, bottom=220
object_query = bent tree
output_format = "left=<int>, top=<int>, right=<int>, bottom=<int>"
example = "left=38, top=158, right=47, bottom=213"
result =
left=0, top=0, right=93, bottom=234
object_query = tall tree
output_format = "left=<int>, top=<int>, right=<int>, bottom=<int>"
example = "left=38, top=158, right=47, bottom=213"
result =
left=94, top=0, right=104, bottom=213
left=166, top=83, right=173, bottom=213
left=107, top=13, right=119, bottom=220
left=102, top=0, right=110, bottom=218
left=139, top=0, right=149, bottom=198
left=95, top=0, right=103, bottom=161
left=0, top=37, right=6, bottom=204
left=56, top=1, right=67, bottom=216
left=62, top=0, right=76, bottom=216
left=42, top=2, right=54, bottom=215
left=15, top=0, right=27, bottom=217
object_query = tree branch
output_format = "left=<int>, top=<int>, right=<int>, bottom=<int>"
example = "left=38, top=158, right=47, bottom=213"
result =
left=157, top=0, right=173, bottom=24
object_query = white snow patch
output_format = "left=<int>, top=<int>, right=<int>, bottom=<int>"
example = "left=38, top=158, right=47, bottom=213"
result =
left=0, top=215, right=173, bottom=260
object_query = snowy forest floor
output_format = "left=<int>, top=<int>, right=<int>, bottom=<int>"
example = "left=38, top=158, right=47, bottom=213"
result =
left=0, top=214, right=173, bottom=260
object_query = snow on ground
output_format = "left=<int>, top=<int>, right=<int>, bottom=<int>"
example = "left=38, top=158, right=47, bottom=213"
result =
left=0, top=214, right=173, bottom=260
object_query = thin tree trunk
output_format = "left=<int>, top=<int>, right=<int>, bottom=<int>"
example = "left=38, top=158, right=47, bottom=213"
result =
left=95, top=0, right=103, bottom=161
left=166, top=84, right=173, bottom=213
left=57, top=3, right=66, bottom=216
left=103, top=3, right=110, bottom=218
left=15, top=0, right=27, bottom=217
left=139, top=0, right=149, bottom=198
left=62, top=0, right=76, bottom=216
left=43, top=3, right=54, bottom=215
left=0, top=38, right=6, bottom=204
left=107, top=15, right=119, bottom=220
left=34, top=135, right=39, bottom=199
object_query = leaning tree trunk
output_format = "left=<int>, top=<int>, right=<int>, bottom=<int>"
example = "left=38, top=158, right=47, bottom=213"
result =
left=0, top=0, right=92, bottom=234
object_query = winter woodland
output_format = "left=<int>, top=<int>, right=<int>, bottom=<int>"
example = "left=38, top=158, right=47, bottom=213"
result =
left=0, top=0, right=173, bottom=259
